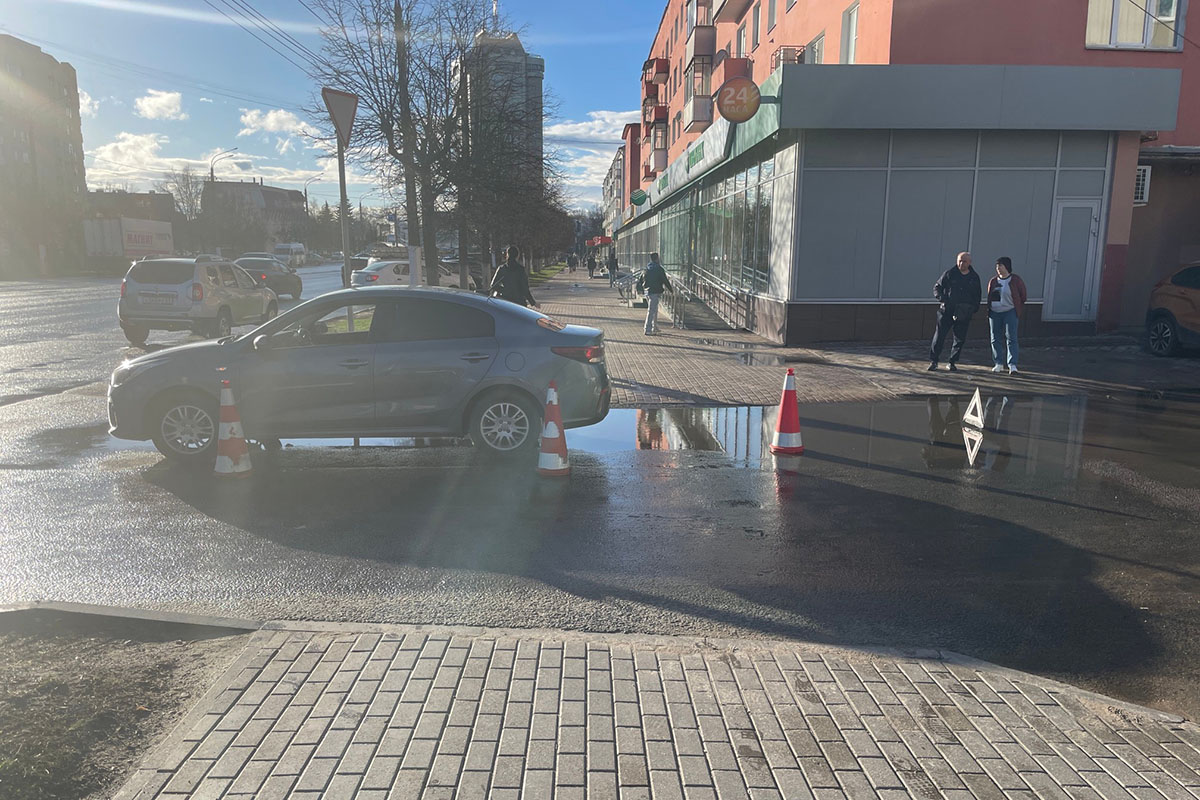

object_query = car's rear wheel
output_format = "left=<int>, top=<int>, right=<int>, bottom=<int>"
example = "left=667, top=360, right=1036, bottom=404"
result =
left=468, top=389, right=541, bottom=458
left=122, top=324, right=148, bottom=346
left=149, top=391, right=219, bottom=464
left=1147, top=313, right=1180, bottom=357
left=208, top=308, right=233, bottom=339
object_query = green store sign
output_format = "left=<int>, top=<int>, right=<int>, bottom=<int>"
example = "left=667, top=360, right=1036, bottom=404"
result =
left=687, top=142, right=705, bottom=171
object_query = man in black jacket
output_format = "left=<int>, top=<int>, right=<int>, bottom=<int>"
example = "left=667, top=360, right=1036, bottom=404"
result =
left=929, top=251, right=981, bottom=371
left=489, top=246, right=539, bottom=308
left=637, top=252, right=672, bottom=335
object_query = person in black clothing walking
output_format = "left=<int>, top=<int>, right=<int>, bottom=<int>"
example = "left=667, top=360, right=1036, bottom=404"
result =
left=489, top=245, right=539, bottom=308
left=586, top=255, right=596, bottom=279
left=929, top=251, right=982, bottom=371
left=636, top=252, right=672, bottom=335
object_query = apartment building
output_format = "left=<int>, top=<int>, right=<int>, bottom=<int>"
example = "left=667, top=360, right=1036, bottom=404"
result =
left=0, top=34, right=87, bottom=278
left=602, top=145, right=627, bottom=236
left=614, top=0, right=1194, bottom=343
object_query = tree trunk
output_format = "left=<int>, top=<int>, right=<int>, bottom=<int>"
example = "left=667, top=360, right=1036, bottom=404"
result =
left=395, top=1, right=422, bottom=282
left=420, top=185, right=438, bottom=287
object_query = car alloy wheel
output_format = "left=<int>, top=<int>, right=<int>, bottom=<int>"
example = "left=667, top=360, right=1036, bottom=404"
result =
left=160, top=403, right=215, bottom=455
left=1148, top=317, right=1177, bottom=357
left=478, top=401, right=532, bottom=452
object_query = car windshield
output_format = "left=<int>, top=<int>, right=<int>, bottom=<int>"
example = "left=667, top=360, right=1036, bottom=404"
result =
left=127, top=261, right=194, bottom=285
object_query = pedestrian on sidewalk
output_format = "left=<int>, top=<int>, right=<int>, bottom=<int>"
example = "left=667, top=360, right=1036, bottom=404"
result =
left=586, top=254, right=596, bottom=279
left=607, top=253, right=619, bottom=288
left=987, top=256, right=1027, bottom=375
left=637, top=252, right=672, bottom=335
left=929, top=251, right=982, bottom=371
left=567, top=253, right=577, bottom=273
left=489, top=245, right=539, bottom=308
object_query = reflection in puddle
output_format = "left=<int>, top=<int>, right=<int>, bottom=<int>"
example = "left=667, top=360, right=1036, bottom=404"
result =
left=735, top=352, right=829, bottom=367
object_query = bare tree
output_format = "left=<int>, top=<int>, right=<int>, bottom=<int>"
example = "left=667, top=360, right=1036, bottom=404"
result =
left=154, top=165, right=203, bottom=220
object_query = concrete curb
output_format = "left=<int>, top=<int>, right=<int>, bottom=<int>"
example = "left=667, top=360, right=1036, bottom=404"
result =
left=0, top=600, right=262, bottom=631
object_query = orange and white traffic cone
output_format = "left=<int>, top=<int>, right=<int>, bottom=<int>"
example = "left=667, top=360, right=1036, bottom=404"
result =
left=214, top=378, right=252, bottom=478
left=537, top=381, right=570, bottom=477
left=769, top=368, right=805, bottom=455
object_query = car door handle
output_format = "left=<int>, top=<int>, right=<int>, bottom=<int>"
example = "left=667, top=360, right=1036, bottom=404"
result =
left=339, top=359, right=370, bottom=369
left=460, top=353, right=491, bottom=363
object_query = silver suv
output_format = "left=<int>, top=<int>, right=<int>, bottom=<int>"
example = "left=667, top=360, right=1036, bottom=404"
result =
left=118, top=256, right=279, bottom=345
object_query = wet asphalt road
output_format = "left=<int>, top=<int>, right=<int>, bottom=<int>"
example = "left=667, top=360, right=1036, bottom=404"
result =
left=1, top=273, right=1199, bottom=720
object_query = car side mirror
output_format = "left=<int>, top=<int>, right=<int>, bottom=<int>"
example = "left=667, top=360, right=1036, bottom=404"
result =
left=253, top=334, right=273, bottom=352
left=289, top=267, right=297, bottom=274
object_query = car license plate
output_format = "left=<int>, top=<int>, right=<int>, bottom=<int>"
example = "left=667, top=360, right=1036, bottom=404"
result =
left=139, top=292, right=175, bottom=306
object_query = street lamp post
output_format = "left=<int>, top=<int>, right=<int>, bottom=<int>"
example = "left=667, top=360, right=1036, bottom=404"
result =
left=303, top=175, right=322, bottom=216
left=209, top=147, right=238, bottom=181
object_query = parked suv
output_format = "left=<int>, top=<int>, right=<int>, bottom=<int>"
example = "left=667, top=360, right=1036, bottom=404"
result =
left=118, top=256, right=279, bottom=345
left=1146, top=262, right=1200, bottom=357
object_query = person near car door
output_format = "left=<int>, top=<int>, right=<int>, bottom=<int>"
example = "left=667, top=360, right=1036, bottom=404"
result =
left=489, top=245, right=539, bottom=308
left=636, top=252, right=672, bottom=335
left=987, top=256, right=1027, bottom=375
left=929, top=251, right=982, bottom=371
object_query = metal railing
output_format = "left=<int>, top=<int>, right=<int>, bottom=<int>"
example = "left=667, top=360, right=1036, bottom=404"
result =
left=771, top=45, right=805, bottom=71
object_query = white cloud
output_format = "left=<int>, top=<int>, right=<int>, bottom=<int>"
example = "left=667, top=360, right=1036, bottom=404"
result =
left=199, top=97, right=214, bottom=103
left=545, top=111, right=636, bottom=204
left=238, top=108, right=313, bottom=137
left=544, top=110, right=639, bottom=144
left=276, top=137, right=294, bottom=155
left=134, top=89, right=188, bottom=121
left=78, top=89, right=99, bottom=118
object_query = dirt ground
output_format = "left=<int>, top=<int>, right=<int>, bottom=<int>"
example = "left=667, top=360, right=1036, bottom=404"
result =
left=0, top=609, right=250, bottom=800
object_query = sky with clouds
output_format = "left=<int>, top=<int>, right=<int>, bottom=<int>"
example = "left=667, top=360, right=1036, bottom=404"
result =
left=4, top=0, right=662, bottom=209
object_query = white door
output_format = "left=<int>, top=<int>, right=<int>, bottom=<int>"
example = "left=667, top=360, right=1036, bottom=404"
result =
left=1043, top=200, right=1101, bottom=321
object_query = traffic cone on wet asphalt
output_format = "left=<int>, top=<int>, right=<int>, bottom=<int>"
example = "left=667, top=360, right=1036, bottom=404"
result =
left=214, top=379, right=252, bottom=478
left=769, top=368, right=805, bottom=455
left=537, top=381, right=570, bottom=477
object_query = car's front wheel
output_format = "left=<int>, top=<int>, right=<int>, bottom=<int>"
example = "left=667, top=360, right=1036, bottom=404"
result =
left=1147, top=313, right=1180, bottom=357
left=468, top=389, right=541, bottom=458
left=263, top=302, right=278, bottom=323
left=122, top=324, right=148, bottom=346
left=149, top=391, right=219, bottom=464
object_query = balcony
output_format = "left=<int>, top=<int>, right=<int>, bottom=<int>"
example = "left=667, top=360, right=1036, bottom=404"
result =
left=712, top=56, right=752, bottom=89
left=771, top=45, right=805, bottom=71
left=713, top=0, right=752, bottom=24
left=685, top=24, right=716, bottom=67
left=642, top=100, right=668, bottom=136
left=643, top=57, right=669, bottom=84
left=684, top=95, right=713, bottom=133
left=643, top=147, right=667, bottom=179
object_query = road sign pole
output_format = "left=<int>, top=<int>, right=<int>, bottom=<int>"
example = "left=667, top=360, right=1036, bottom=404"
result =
left=337, top=136, right=351, bottom=287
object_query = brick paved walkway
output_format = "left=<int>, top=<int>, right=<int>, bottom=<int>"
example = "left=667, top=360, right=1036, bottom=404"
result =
left=117, top=623, right=1200, bottom=799
left=536, top=273, right=1200, bottom=408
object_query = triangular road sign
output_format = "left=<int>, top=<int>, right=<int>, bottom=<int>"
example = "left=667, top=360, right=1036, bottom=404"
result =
left=962, top=426, right=984, bottom=467
left=322, top=87, right=359, bottom=149
left=962, top=387, right=985, bottom=429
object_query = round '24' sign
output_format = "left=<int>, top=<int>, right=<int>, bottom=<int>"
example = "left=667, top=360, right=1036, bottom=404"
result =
left=716, top=77, right=761, bottom=123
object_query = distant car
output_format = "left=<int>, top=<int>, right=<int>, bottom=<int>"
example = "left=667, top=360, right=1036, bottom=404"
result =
left=236, top=257, right=303, bottom=300
left=107, top=286, right=610, bottom=462
left=1146, top=262, right=1200, bottom=356
left=118, top=256, right=279, bottom=345
left=332, top=251, right=344, bottom=261
left=273, top=242, right=307, bottom=268
left=352, top=259, right=478, bottom=290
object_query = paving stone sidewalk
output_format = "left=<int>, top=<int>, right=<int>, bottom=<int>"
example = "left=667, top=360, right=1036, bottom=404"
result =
left=117, top=622, right=1200, bottom=800
left=536, top=273, right=1200, bottom=408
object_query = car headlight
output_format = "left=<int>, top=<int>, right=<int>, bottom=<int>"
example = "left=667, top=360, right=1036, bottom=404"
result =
left=111, top=360, right=153, bottom=386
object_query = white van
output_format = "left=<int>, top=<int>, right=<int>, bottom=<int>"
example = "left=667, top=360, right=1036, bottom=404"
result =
left=272, top=242, right=307, bottom=268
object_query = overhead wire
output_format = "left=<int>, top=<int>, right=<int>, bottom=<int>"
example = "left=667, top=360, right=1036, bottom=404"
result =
left=198, top=0, right=312, bottom=73
left=226, top=0, right=324, bottom=64
left=213, top=0, right=324, bottom=68
left=0, top=26, right=305, bottom=111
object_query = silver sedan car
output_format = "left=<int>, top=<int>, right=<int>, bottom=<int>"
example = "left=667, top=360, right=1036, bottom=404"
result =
left=108, top=287, right=610, bottom=462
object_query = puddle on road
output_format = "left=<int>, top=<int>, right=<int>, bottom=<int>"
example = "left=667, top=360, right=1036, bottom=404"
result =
left=81, top=389, right=1200, bottom=489
left=734, top=352, right=829, bottom=366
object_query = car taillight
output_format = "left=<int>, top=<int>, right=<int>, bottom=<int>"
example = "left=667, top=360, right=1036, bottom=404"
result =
left=552, top=345, right=604, bottom=364
left=261, top=274, right=267, bottom=281
left=120, top=279, right=127, bottom=298
left=368, top=274, right=379, bottom=282
left=191, top=283, right=203, bottom=301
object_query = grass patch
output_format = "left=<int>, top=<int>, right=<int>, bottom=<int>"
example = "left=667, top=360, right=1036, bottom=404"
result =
left=0, top=610, right=248, bottom=800
left=528, top=262, right=567, bottom=287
